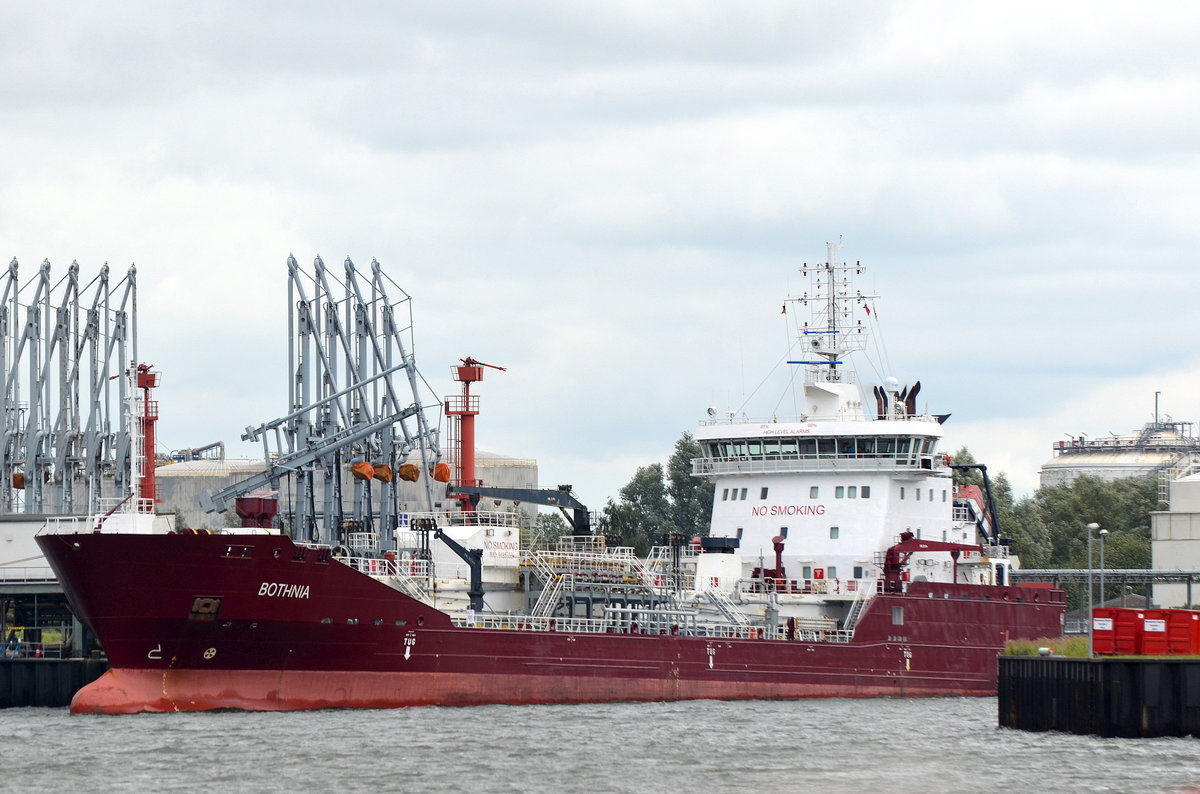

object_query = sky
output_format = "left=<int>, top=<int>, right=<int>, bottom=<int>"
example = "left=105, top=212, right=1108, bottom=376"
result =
left=3, top=1, right=1199, bottom=510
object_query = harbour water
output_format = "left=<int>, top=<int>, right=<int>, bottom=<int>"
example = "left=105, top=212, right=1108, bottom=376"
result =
left=7, top=697, right=1199, bottom=793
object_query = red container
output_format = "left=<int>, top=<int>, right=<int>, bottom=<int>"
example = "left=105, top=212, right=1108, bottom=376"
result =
left=1140, top=609, right=1170, bottom=655
left=1165, top=609, right=1200, bottom=655
left=1113, top=608, right=1143, bottom=654
left=1091, top=607, right=1118, bottom=655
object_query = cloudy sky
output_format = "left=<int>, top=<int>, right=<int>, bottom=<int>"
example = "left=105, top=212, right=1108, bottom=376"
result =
left=3, top=1, right=1199, bottom=508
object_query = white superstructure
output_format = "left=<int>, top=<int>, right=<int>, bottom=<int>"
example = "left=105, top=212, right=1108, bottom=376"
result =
left=691, top=242, right=1006, bottom=602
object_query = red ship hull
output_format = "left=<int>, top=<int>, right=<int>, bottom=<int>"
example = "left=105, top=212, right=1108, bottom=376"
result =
left=37, top=531, right=1065, bottom=713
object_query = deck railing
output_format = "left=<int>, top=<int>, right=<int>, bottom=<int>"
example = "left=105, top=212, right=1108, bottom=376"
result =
left=448, top=612, right=853, bottom=643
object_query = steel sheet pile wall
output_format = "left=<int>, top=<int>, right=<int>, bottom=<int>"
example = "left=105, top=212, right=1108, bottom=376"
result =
left=999, top=656, right=1200, bottom=737
left=0, top=659, right=108, bottom=708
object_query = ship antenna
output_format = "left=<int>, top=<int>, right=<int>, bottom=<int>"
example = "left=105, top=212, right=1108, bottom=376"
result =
left=785, top=239, right=876, bottom=385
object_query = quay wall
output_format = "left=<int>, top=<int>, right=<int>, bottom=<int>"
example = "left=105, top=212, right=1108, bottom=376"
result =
left=999, top=656, right=1200, bottom=737
left=0, top=659, right=108, bottom=708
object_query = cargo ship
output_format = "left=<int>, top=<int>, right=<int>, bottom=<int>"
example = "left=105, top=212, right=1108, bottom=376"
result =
left=36, top=246, right=1064, bottom=713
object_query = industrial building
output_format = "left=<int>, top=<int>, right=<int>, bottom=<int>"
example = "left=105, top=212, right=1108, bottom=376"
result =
left=1040, top=420, right=1200, bottom=490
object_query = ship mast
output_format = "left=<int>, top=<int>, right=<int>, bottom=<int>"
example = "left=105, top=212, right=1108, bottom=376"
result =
left=787, top=239, right=876, bottom=384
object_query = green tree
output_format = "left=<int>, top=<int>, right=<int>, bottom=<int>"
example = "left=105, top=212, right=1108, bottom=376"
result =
left=596, top=497, right=649, bottom=556
left=1006, top=497, right=1051, bottom=569
left=1033, top=474, right=1158, bottom=569
left=951, top=447, right=983, bottom=489
left=532, top=511, right=571, bottom=550
left=599, top=431, right=718, bottom=553
left=618, top=463, right=672, bottom=546
left=666, top=432, right=713, bottom=538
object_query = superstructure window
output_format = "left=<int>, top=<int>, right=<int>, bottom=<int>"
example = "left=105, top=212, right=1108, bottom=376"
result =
left=892, top=607, right=904, bottom=626
left=929, top=488, right=934, bottom=501
left=853, top=566, right=864, bottom=579
left=736, top=528, right=744, bottom=541
left=760, top=487, right=769, bottom=500
left=861, top=486, right=871, bottom=499
left=900, top=487, right=906, bottom=500
left=809, top=486, right=819, bottom=499
left=740, top=488, right=748, bottom=500
left=802, top=566, right=813, bottom=579
left=835, top=486, right=845, bottom=499
left=722, top=488, right=729, bottom=501
left=780, top=527, right=789, bottom=539
left=916, top=489, right=921, bottom=501
left=828, top=566, right=838, bottom=579
left=829, top=526, right=839, bottom=539
left=848, top=486, right=857, bottom=499
left=942, top=490, right=947, bottom=502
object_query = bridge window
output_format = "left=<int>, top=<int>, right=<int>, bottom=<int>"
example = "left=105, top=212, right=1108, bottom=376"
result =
left=799, top=439, right=817, bottom=457
left=780, top=438, right=798, bottom=455
left=818, top=438, right=836, bottom=457
left=857, top=438, right=876, bottom=456
left=748, top=440, right=762, bottom=456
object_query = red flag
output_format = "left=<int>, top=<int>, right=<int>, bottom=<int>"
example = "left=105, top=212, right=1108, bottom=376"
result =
left=863, top=305, right=871, bottom=316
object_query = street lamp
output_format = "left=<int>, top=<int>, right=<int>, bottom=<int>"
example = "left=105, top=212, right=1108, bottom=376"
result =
left=1098, top=528, right=1109, bottom=608
left=1086, top=522, right=1100, bottom=658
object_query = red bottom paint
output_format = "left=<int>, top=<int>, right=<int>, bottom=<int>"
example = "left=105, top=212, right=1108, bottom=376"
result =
left=75, top=667, right=995, bottom=714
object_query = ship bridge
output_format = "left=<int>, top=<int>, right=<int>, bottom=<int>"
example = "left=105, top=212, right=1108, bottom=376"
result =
left=692, top=417, right=948, bottom=478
